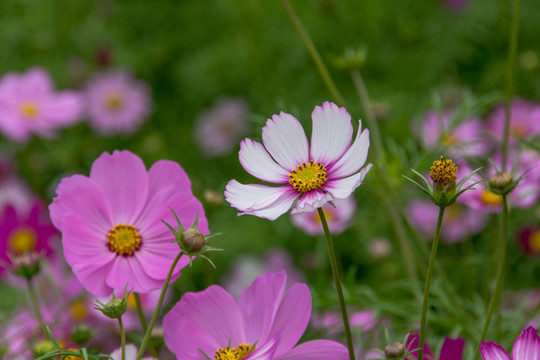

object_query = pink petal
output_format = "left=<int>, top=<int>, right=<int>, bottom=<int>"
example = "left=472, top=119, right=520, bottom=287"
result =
left=41, top=92, right=84, bottom=125
left=136, top=244, right=189, bottom=281
left=239, top=139, right=290, bottom=183
left=275, top=340, right=349, bottom=360
left=61, top=214, right=115, bottom=263
left=163, top=317, right=219, bottom=359
left=71, top=259, right=115, bottom=297
left=246, top=333, right=280, bottom=360
left=270, top=283, right=311, bottom=357
left=439, top=337, right=465, bottom=360
left=479, top=341, right=511, bottom=360
left=238, top=272, right=286, bottom=345
left=291, top=189, right=331, bottom=214
left=144, top=159, right=193, bottom=210
left=512, top=326, right=540, bottom=360
left=105, top=255, right=163, bottom=294
left=324, top=164, right=372, bottom=199
left=24, top=68, right=53, bottom=95
left=262, top=112, right=309, bottom=170
left=89, top=150, right=149, bottom=224
left=406, top=334, right=433, bottom=360
left=310, top=102, right=353, bottom=166
left=328, top=124, right=370, bottom=179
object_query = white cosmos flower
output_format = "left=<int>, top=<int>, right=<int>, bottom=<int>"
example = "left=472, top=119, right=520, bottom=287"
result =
left=225, top=101, right=371, bottom=220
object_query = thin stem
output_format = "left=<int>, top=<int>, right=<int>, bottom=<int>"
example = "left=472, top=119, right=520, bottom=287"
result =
left=136, top=252, right=184, bottom=360
left=476, top=196, right=509, bottom=358
left=317, top=208, right=356, bottom=360
left=118, top=317, right=126, bottom=360
left=134, top=293, right=158, bottom=358
left=280, top=0, right=345, bottom=106
left=418, top=206, right=446, bottom=360
left=27, top=279, right=47, bottom=336
left=501, top=0, right=522, bottom=170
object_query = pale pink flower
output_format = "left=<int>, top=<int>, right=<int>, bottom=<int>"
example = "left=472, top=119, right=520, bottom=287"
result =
left=49, top=150, right=208, bottom=296
left=480, top=326, right=540, bottom=360
left=311, top=309, right=376, bottom=336
left=226, top=101, right=371, bottom=220
left=290, top=196, right=356, bottom=235
left=85, top=70, right=151, bottom=135
left=194, top=97, right=250, bottom=157
left=0, top=67, right=83, bottom=141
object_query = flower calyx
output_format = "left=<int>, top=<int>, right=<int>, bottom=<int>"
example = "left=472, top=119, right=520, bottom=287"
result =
left=384, top=342, right=405, bottom=359
left=9, top=250, right=41, bottom=280
left=93, top=285, right=129, bottom=319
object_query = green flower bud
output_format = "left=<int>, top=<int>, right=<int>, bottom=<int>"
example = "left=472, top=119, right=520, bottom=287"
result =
left=32, top=340, right=56, bottom=358
left=183, top=227, right=207, bottom=252
left=384, top=342, right=405, bottom=359
left=70, top=324, right=93, bottom=345
left=488, top=171, right=513, bottom=190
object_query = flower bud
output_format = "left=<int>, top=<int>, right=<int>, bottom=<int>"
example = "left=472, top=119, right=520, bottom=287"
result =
left=488, top=172, right=513, bottom=190
left=32, top=340, right=56, bottom=358
left=385, top=342, right=405, bottom=359
left=430, top=156, right=458, bottom=207
left=93, top=289, right=128, bottom=319
left=70, top=324, right=93, bottom=345
left=183, top=227, right=207, bottom=252
left=11, top=251, right=41, bottom=280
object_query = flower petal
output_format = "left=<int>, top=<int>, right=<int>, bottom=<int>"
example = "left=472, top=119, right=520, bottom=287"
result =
left=439, top=337, right=465, bottom=360
left=105, top=255, right=163, bottom=294
left=328, top=124, right=370, bottom=179
left=324, top=164, right=372, bottom=199
left=512, top=326, right=540, bottom=360
left=479, top=341, right=511, bottom=360
left=61, top=215, right=114, bottom=263
left=291, top=189, right=331, bottom=214
left=163, top=318, right=219, bottom=360
left=246, top=333, right=280, bottom=360
left=405, top=334, right=433, bottom=360
left=274, top=340, right=348, bottom=360
left=239, top=139, right=289, bottom=183
left=71, top=260, right=114, bottom=297
left=262, top=112, right=309, bottom=170
left=310, top=102, right=353, bottom=166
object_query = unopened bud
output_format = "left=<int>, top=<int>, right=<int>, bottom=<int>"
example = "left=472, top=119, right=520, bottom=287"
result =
left=488, top=172, right=513, bottom=190
left=11, top=251, right=41, bottom=280
left=93, top=289, right=128, bottom=319
left=384, top=342, right=405, bottom=359
left=32, top=340, right=56, bottom=358
left=183, top=228, right=207, bottom=252
left=70, top=324, right=93, bottom=345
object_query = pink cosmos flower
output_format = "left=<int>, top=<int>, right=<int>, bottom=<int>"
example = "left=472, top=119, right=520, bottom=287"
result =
left=163, top=271, right=349, bottom=360
left=311, top=309, right=376, bottom=336
left=49, top=150, right=208, bottom=297
left=0, top=67, right=83, bottom=141
left=518, top=227, right=540, bottom=256
left=85, top=70, right=151, bottom=135
left=194, top=97, right=250, bottom=157
left=225, top=101, right=371, bottom=220
left=406, top=333, right=465, bottom=360
left=480, top=326, right=540, bottom=360
left=290, top=196, right=356, bottom=235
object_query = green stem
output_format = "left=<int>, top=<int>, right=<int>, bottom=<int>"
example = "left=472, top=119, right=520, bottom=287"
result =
left=134, top=293, right=158, bottom=358
left=476, top=196, right=509, bottom=358
left=317, top=208, right=356, bottom=360
left=27, top=279, right=47, bottom=336
left=118, top=316, right=126, bottom=360
left=418, top=206, right=446, bottom=360
left=136, top=252, right=184, bottom=360
left=501, top=0, right=522, bottom=171
left=280, top=0, right=345, bottom=106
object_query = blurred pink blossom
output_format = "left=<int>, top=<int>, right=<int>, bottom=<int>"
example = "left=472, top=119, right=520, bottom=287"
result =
left=290, top=196, right=356, bottom=235
left=406, top=333, right=465, bottom=359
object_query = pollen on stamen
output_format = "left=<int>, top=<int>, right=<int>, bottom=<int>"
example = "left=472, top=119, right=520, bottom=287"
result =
left=429, top=156, right=458, bottom=185
left=107, top=224, right=142, bottom=256
left=288, top=160, right=328, bottom=193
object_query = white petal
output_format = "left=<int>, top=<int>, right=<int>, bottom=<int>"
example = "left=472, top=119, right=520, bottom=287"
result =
left=328, top=123, right=370, bottom=179
left=262, top=112, right=309, bottom=170
left=239, top=138, right=289, bottom=183
left=324, top=164, right=372, bottom=199
left=291, top=189, right=332, bottom=214
left=310, top=102, right=353, bottom=166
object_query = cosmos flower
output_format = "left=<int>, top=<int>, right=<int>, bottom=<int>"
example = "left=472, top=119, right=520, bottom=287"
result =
left=480, top=326, right=540, bottom=360
left=225, top=101, right=371, bottom=220
left=290, top=196, right=356, bottom=235
left=406, top=333, right=465, bottom=360
left=163, top=271, right=348, bottom=360
left=85, top=70, right=151, bottom=135
left=194, top=97, right=250, bottom=157
left=49, top=150, right=208, bottom=296
left=0, top=67, right=84, bottom=141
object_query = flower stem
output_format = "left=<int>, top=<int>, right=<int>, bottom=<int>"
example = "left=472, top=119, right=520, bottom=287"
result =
left=475, top=196, right=509, bottom=359
left=418, top=206, right=446, bottom=360
left=136, top=252, right=184, bottom=360
left=26, top=279, right=47, bottom=336
left=118, top=316, right=126, bottom=360
left=280, top=0, right=345, bottom=107
left=317, top=208, right=356, bottom=360
left=134, top=293, right=158, bottom=358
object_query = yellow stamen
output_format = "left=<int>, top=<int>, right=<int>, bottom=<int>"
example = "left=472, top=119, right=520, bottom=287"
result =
left=70, top=300, right=88, bottom=320
left=105, top=92, right=125, bottom=112
left=19, top=102, right=40, bottom=120
left=214, top=344, right=254, bottom=360
left=107, top=224, right=141, bottom=256
left=288, top=161, right=327, bottom=193
left=529, top=231, right=540, bottom=253
left=480, top=189, right=502, bottom=206
left=430, top=156, right=458, bottom=185
left=8, top=227, right=37, bottom=254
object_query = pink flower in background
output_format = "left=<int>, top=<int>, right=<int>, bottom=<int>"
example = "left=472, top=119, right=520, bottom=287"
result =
left=311, top=309, right=376, bottom=336
left=291, top=196, right=356, bottom=235
left=406, top=333, right=465, bottom=360
left=407, top=200, right=487, bottom=244
left=0, top=67, right=83, bottom=141
left=226, top=101, right=371, bottom=220
left=49, top=150, right=208, bottom=296
left=194, top=97, right=250, bottom=157
left=480, top=326, right=540, bottom=360
left=163, top=271, right=349, bottom=360
left=518, top=227, right=540, bottom=256
left=86, top=70, right=151, bottom=135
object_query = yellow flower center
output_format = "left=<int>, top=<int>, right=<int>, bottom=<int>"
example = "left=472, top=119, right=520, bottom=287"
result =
left=442, top=132, right=457, bottom=146
left=105, top=92, right=125, bottom=112
left=429, top=156, right=458, bottom=185
left=480, top=189, right=502, bottom=206
left=214, top=344, right=254, bottom=360
left=529, top=231, right=540, bottom=253
left=19, top=102, right=40, bottom=120
left=107, top=224, right=141, bottom=256
left=288, top=161, right=327, bottom=193
left=8, top=227, right=37, bottom=254
left=312, top=208, right=334, bottom=225
left=69, top=300, right=88, bottom=320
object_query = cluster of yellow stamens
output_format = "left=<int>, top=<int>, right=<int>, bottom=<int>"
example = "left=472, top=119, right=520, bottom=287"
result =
left=480, top=189, right=503, bottom=205
left=105, top=92, right=125, bottom=112
left=8, top=227, right=37, bottom=254
left=107, top=224, right=141, bottom=256
left=429, top=156, right=458, bottom=185
left=214, top=344, right=253, bottom=360
left=19, top=102, right=40, bottom=120
left=288, top=161, right=327, bottom=193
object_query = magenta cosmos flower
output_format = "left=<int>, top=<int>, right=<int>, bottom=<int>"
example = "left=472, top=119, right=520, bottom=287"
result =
left=163, top=271, right=348, bottom=360
left=85, top=70, right=151, bottom=135
left=406, top=333, right=465, bottom=360
left=225, top=102, right=371, bottom=220
left=49, top=150, right=208, bottom=297
left=0, top=67, right=83, bottom=141
left=480, top=326, right=540, bottom=360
